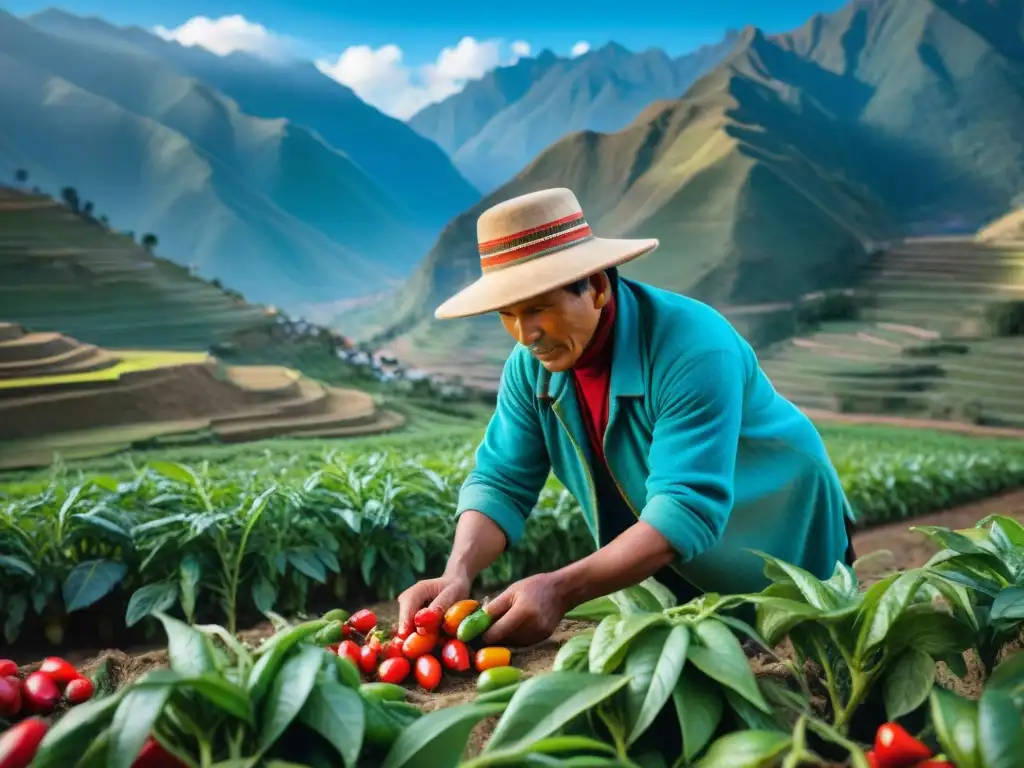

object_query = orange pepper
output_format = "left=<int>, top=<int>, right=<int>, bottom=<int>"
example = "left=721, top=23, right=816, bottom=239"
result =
left=402, top=631, right=438, bottom=660
left=443, top=600, right=480, bottom=636
left=474, top=647, right=511, bottom=672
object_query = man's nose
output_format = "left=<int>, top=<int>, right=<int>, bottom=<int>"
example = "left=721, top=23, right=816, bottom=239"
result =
left=515, top=318, right=541, bottom=347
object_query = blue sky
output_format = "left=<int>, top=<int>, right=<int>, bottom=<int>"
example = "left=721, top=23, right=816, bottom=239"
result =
left=7, top=0, right=847, bottom=61
left=4, top=0, right=849, bottom=117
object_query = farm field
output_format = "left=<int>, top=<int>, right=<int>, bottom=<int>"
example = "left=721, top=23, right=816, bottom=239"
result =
left=2, top=420, right=1023, bottom=766
left=756, top=238, right=1024, bottom=427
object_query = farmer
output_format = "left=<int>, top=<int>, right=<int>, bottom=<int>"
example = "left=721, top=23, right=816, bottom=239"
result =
left=397, top=187, right=856, bottom=647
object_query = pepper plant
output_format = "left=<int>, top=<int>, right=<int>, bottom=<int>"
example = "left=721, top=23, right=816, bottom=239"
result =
left=742, top=554, right=976, bottom=735
left=912, top=514, right=1024, bottom=677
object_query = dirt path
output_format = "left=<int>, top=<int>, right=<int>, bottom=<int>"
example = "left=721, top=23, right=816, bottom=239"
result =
left=801, top=408, right=1024, bottom=438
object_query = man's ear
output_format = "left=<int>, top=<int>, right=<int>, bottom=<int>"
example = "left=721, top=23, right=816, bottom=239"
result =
left=591, top=272, right=611, bottom=309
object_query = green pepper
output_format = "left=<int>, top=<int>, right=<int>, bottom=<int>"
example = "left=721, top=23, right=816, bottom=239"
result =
left=477, top=666, right=521, bottom=693
left=313, top=621, right=345, bottom=646
left=360, top=682, right=407, bottom=702
left=363, top=697, right=404, bottom=747
left=333, top=656, right=362, bottom=689
left=456, top=609, right=493, bottom=642
left=322, top=608, right=351, bottom=623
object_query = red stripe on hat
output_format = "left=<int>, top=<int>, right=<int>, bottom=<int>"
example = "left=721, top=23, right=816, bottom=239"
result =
left=478, top=211, right=585, bottom=250
left=480, top=225, right=593, bottom=270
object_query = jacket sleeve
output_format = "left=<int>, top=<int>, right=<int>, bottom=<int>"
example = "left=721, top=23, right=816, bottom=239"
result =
left=455, top=356, right=551, bottom=546
left=640, top=349, right=743, bottom=562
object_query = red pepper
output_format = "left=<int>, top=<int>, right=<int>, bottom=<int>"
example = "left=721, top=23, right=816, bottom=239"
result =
left=347, top=609, right=377, bottom=635
left=22, top=672, right=60, bottom=714
left=0, top=676, right=21, bottom=718
left=414, top=606, right=444, bottom=635
left=131, top=736, right=186, bottom=767
left=0, top=660, right=17, bottom=678
left=382, top=637, right=405, bottom=659
left=415, top=655, right=442, bottom=691
left=337, top=640, right=361, bottom=668
left=365, top=630, right=386, bottom=655
left=359, top=645, right=378, bottom=674
left=38, top=657, right=79, bottom=686
left=0, top=717, right=48, bottom=768
left=396, top=623, right=413, bottom=640
left=865, top=751, right=880, bottom=768
left=441, top=639, right=471, bottom=672
left=377, top=657, right=411, bottom=685
left=910, top=762, right=954, bottom=768
left=64, top=677, right=95, bottom=705
left=874, top=723, right=932, bottom=767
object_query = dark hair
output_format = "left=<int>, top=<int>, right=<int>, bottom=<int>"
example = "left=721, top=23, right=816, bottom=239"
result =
left=563, top=266, right=619, bottom=295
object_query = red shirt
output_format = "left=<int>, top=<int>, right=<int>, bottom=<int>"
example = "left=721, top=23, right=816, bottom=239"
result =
left=571, top=293, right=617, bottom=466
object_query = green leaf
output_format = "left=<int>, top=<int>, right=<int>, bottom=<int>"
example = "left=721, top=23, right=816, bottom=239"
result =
left=553, top=632, right=594, bottom=672
left=856, top=571, right=924, bottom=661
left=0, top=554, right=34, bottom=576
left=154, top=611, right=217, bottom=678
left=288, top=548, right=328, bottom=583
left=179, top=554, right=202, bottom=621
left=108, top=679, right=176, bottom=768
left=753, top=551, right=843, bottom=610
left=687, top=619, right=770, bottom=714
left=31, top=691, right=123, bottom=768
left=382, top=702, right=504, bottom=768
left=611, top=584, right=665, bottom=615
left=883, top=648, right=935, bottom=720
left=252, top=576, right=278, bottom=615
left=486, top=672, right=631, bottom=752
left=4, top=592, right=26, bottom=644
left=674, top=666, right=725, bottom=762
left=750, top=594, right=820, bottom=647
left=625, top=624, right=689, bottom=746
left=978, top=687, right=1024, bottom=768
left=588, top=613, right=666, bottom=674
left=694, top=729, right=792, bottom=767
left=639, top=578, right=678, bottom=610
left=361, top=546, right=378, bottom=584
left=248, top=619, right=329, bottom=702
left=986, top=650, right=1024, bottom=696
left=62, top=559, right=127, bottom=612
left=125, top=582, right=178, bottom=628
left=299, top=679, right=365, bottom=768
left=521, top=736, right=617, bottom=756
left=930, top=688, right=981, bottom=768
left=565, top=595, right=620, bottom=621
left=258, top=643, right=324, bottom=755
left=991, top=587, right=1024, bottom=622
left=885, top=609, right=976, bottom=657
left=185, top=673, right=253, bottom=722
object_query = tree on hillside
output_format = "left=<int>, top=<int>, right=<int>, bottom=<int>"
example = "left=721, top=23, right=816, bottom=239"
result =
left=14, top=169, right=28, bottom=185
left=99, top=214, right=109, bottom=226
left=60, top=186, right=80, bottom=212
left=141, top=233, right=158, bottom=252
left=83, top=201, right=94, bottom=216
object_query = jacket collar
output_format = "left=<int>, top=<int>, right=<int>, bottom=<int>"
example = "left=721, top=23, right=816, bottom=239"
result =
left=536, top=277, right=645, bottom=402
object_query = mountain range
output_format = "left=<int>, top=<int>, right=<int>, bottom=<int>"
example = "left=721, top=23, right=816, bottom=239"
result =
left=408, top=34, right=741, bottom=193
left=366, top=0, right=1024, bottom=366
left=0, top=9, right=478, bottom=311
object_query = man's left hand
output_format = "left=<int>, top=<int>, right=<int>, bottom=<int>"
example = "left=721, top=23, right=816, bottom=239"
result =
left=480, top=572, right=568, bottom=647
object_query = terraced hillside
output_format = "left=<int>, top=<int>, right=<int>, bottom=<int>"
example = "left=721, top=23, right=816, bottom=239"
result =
left=0, top=190, right=277, bottom=350
left=0, top=323, right=404, bottom=469
left=758, top=238, right=1024, bottom=427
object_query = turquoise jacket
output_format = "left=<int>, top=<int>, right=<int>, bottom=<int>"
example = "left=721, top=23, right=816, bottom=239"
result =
left=456, top=277, right=853, bottom=596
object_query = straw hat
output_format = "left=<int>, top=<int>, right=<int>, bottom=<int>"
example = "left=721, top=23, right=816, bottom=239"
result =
left=434, top=188, right=659, bottom=319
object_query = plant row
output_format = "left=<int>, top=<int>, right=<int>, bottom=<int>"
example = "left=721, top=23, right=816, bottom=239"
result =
left=2, top=438, right=1023, bottom=646
left=4, top=512, right=1023, bottom=767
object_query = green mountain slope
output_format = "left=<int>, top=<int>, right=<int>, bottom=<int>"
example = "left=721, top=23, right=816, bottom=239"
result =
left=408, top=36, right=741, bottom=193
left=0, top=10, right=427, bottom=309
left=366, top=0, right=1024, bottom=375
left=26, top=8, right=481, bottom=226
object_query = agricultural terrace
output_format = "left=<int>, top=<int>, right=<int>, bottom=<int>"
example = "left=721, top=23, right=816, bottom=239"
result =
left=743, top=238, right=1024, bottom=428
left=1, top=418, right=1023, bottom=766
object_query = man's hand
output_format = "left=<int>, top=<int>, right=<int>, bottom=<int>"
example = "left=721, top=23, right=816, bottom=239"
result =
left=480, top=572, right=569, bottom=647
left=397, top=575, right=470, bottom=637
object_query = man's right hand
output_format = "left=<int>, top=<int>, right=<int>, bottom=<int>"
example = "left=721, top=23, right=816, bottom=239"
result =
left=396, top=575, right=471, bottom=637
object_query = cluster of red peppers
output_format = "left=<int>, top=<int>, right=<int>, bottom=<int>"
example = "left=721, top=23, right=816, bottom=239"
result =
left=329, top=601, right=520, bottom=693
left=867, top=722, right=953, bottom=768
left=0, top=656, right=95, bottom=768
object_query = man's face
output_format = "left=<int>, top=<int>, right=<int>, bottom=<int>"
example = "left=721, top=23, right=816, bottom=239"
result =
left=497, top=274, right=609, bottom=372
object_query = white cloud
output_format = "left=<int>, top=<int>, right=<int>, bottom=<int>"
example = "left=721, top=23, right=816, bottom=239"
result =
left=317, top=36, right=530, bottom=119
left=511, top=40, right=531, bottom=59
left=154, top=14, right=296, bottom=60
left=570, top=40, right=591, bottom=57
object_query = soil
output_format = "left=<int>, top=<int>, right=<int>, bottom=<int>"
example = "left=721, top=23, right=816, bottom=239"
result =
left=10, top=489, right=1024, bottom=757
